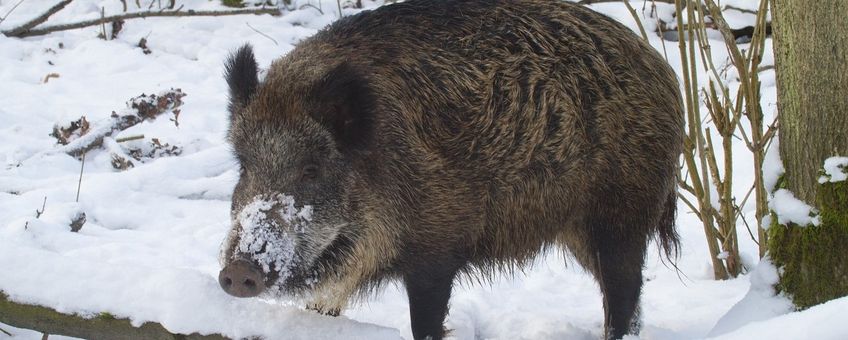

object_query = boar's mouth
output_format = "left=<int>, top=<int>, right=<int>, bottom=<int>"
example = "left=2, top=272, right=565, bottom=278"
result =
left=314, top=233, right=354, bottom=272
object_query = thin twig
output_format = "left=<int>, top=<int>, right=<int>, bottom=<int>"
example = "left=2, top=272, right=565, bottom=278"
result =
left=724, top=4, right=757, bottom=15
left=677, top=192, right=701, bottom=218
left=99, top=7, right=106, bottom=40
left=678, top=179, right=696, bottom=195
left=75, top=151, right=85, bottom=202
left=299, top=3, right=324, bottom=15
left=622, top=0, right=648, bottom=41
left=762, top=115, right=779, bottom=147
left=740, top=210, right=761, bottom=246
left=337, top=0, right=343, bottom=19
left=1, top=0, right=73, bottom=37
left=35, top=197, right=47, bottom=218
left=735, top=183, right=756, bottom=220
left=246, top=22, right=278, bottom=45
left=2, top=7, right=281, bottom=38
left=0, top=325, right=12, bottom=336
left=652, top=0, right=669, bottom=60
left=0, top=0, right=27, bottom=25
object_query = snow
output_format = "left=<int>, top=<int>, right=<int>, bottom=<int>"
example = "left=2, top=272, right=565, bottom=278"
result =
left=707, top=296, right=848, bottom=340
left=2, top=1, right=846, bottom=340
left=769, top=189, right=821, bottom=227
left=708, top=259, right=793, bottom=337
left=819, top=156, right=848, bottom=183
left=762, top=139, right=784, bottom=193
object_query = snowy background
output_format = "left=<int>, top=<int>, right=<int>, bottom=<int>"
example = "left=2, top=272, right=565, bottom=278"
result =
left=1, top=0, right=846, bottom=339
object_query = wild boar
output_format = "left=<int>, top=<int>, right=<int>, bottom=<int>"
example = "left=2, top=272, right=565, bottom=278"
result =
left=218, top=0, right=682, bottom=339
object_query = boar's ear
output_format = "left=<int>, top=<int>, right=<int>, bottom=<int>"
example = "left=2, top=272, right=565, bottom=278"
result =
left=311, top=63, right=374, bottom=152
left=224, top=44, right=259, bottom=115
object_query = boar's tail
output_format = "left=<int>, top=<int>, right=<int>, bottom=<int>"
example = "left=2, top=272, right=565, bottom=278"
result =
left=657, top=188, right=681, bottom=262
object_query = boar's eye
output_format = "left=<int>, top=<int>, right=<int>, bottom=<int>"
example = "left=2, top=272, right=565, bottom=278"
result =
left=302, top=164, right=319, bottom=180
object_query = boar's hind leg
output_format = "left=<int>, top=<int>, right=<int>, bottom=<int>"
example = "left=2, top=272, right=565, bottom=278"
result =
left=403, top=263, right=460, bottom=340
left=585, top=217, right=648, bottom=340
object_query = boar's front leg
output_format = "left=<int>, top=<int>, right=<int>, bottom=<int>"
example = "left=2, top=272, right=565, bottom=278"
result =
left=404, top=263, right=460, bottom=340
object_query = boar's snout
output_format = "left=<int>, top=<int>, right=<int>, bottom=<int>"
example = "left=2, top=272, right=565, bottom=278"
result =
left=219, top=259, right=266, bottom=298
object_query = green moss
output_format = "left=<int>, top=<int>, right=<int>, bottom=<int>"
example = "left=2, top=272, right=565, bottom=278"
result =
left=774, top=174, right=787, bottom=190
left=97, top=312, right=116, bottom=320
left=222, top=0, right=244, bottom=8
left=768, top=179, right=848, bottom=309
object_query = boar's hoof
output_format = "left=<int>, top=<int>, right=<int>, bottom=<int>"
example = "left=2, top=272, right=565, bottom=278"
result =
left=219, top=259, right=265, bottom=298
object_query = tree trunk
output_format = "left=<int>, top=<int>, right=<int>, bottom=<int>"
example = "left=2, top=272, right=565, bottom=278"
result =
left=770, top=0, right=848, bottom=309
left=772, top=0, right=848, bottom=204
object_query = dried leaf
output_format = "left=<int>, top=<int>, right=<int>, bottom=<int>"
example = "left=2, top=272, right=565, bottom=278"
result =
left=43, top=73, right=60, bottom=83
left=128, top=138, right=182, bottom=161
left=50, top=116, right=90, bottom=145
left=110, top=153, right=135, bottom=171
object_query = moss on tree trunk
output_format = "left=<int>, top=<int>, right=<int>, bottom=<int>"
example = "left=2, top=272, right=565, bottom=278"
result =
left=768, top=179, right=848, bottom=309
left=770, top=0, right=848, bottom=309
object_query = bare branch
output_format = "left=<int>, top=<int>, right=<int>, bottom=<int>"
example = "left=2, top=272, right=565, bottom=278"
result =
left=678, top=179, right=696, bottom=195
left=621, top=0, right=648, bottom=41
left=2, top=0, right=73, bottom=37
left=724, top=4, right=757, bottom=15
left=678, top=192, right=701, bottom=218
left=2, top=7, right=281, bottom=38
left=734, top=183, right=756, bottom=220
left=762, top=115, right=780, bottom=147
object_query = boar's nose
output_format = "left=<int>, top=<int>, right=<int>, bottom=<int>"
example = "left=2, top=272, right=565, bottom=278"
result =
left=219, top=259, right=266, bottom=298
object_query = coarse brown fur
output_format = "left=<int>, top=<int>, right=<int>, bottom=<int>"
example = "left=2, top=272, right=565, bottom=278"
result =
left=222, top=0, right=683, bottom=339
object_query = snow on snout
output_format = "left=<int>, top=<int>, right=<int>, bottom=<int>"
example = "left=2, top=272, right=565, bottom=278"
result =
left=231, top=194, right=313, bottom=279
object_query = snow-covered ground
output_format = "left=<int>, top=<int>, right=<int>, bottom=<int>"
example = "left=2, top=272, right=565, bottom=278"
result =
left=1, top=0, right=845, bottom=339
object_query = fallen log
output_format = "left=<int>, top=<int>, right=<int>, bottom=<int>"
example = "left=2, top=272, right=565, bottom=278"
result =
left=0, top=291, right=230, bottom=340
